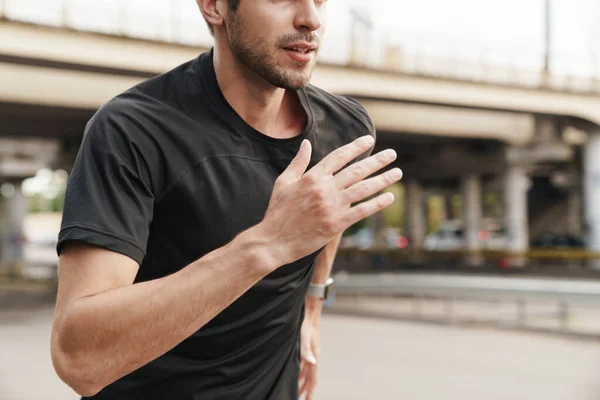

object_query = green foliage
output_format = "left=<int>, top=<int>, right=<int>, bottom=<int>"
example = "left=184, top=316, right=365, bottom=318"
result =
left=427, top=195, right=445, bottom=233
left=382, top=183, right=404, bottom=228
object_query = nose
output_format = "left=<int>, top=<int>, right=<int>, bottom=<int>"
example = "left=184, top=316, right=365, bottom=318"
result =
left=294, top=0, right=323, bottom=32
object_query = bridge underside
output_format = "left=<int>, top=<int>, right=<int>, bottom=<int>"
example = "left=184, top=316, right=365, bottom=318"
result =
left=375, top=131, right=507, bottom=184
left=0, top=102, right=94, bottom=139
left=0, top=20, right=597, bottom=261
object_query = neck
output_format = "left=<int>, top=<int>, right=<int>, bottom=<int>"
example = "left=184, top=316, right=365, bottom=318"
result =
left=212, top=44, right=306, bottom=139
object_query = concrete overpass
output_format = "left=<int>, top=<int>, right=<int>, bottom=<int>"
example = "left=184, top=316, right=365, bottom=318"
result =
left=1, top=20, right=600, bottom=269
left=3, top=20, right=600, bottom=143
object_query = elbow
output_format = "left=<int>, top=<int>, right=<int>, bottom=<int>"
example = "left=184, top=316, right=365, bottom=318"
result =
left=51, top=331, right=104, bottom=397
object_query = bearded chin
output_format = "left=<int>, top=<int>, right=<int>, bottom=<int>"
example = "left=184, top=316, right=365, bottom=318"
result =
left=227, top=20, right=313, bottom=90
left=263, top=67, right=312, bottom=90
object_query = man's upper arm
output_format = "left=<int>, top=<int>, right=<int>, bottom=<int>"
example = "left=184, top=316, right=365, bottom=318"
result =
left=57, top=100, right=157, bottom=266
left=54, top=243, right=139, bottom=322
left=53, top=100, right=157, bottom=322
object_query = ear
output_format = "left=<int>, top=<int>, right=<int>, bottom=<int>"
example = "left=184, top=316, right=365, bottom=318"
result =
left=197, top=0, right=226, bottom=30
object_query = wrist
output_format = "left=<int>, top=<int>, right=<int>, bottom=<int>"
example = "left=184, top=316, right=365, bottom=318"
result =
left=236, top=223, right=284, bottom=276
left=304, top=298, right=322, bottom=327
left=305, top=296, right=324, bottom=314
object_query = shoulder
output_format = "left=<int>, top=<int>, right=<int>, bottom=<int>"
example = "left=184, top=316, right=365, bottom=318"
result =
left=83, top=92, right=150, bottom=147
left=70, top=93, right=165, bottom=199
left=86, top=54, right=202, bottom=140
left=80, top=92, right=163, bottom=178
left=304, top=85, right=375, bottom=139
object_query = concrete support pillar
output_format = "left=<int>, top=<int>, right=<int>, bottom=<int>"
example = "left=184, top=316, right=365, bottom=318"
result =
left=406, top=180, right=425, bottom=248
left=0, top=181, right=26, bottom=276
left=566, top=188, right=582, bottom=235
left=462, top=174, right=482, bottom=252
left=0, top=189, right=8, bottom=271
left=584, top=133, right=600, bottom=254
left=10, top=181, right=26, bottom=252
left=445, top=195, right=455, bottom=221
left=504, top=166, right=530, bottom=256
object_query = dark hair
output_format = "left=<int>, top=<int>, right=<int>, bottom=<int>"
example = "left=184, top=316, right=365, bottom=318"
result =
left=203, top=0, right=241, bottom=35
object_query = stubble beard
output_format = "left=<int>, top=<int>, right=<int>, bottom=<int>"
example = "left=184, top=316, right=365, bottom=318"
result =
left=227, top=13, right=316, bottom=90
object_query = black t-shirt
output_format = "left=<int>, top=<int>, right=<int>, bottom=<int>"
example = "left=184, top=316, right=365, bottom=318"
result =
left=57, top=49, right=375, bottom=400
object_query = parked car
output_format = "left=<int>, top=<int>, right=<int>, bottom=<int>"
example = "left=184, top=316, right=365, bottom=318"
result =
left=423, top=220, right=506, bottom=251
left=22, top=213, right=61, bottom=280
left=531, top=232, right=586, bottom=249
left=341, top=228, right=409, bottom=250
left=423, top=221, right=464, bottom=251
left=22, top=234, right=59, bottom=280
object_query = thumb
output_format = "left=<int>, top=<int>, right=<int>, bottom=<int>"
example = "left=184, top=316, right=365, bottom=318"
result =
left=303, top=349, right=317, bottom=365
left=285, top=139, right=312, bottom=180
left=301, top=335, right=317, bottom=365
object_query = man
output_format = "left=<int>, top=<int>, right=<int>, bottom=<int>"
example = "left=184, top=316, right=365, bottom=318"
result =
left=50, top=0, right=402, bottom=399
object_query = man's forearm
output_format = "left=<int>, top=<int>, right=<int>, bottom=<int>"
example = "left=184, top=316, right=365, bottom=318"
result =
left=305, top=233, right=342, bottom=315
left=311, top=233, right=342, bottom=284
left=52, top=226, right=276, bottom=396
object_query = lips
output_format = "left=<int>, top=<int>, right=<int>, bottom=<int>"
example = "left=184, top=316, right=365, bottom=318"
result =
left=283, top=43, right=317, bottom=64
left=285, top=47, right=312, bottom=54
left=283, top=42, right=317, bottom=53
left=283, top=49, right=314, bottom=63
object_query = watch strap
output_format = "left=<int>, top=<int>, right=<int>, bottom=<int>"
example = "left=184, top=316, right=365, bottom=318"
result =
left=306, top=277, right=334, bottom=299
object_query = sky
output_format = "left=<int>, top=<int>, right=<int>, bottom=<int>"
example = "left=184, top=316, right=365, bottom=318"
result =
left=332, top=0, right=599, bottom=73
left=369, top=0, right=598, bottom=54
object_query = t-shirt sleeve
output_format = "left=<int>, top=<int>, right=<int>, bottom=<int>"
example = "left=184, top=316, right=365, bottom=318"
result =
left=57, top=104, right=155, bottom=264
left=343, top=96, right=377, bottom=162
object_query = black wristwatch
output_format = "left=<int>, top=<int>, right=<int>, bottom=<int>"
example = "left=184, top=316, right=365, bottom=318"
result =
left=306, top=277, right=334, bottom=300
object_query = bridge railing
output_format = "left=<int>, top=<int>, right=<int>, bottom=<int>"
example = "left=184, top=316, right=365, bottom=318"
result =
left=331, top=272, right=600, bottom=337
left=333, top=272, right=600, bottom=305
left=1, top=0, right=599, bottom=94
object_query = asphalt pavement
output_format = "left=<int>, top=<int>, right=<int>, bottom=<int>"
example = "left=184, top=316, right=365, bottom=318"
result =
left=2, top=293, right=600, bottom=400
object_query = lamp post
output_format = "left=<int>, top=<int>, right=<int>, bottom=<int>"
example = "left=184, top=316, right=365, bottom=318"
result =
left=542, top=0, right=552, bottom=85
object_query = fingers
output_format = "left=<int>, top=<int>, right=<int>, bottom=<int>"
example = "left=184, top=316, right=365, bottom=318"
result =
left=299, top=361, right=308, bottom=396
left=282, top=140, right=312, bottom=182
left=298, top=362, right=317, bottom=399
left=306, top=364, right=318, bottom=400
left=334, top=149, right=397, bottom=189
left=342, top=167, right=403, bottom=205
left=311, top=135, right=374, bottom=177
left=343, top=192, right=395, bottom=228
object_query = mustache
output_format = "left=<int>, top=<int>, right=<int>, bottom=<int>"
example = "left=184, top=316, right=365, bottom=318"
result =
left=277, top=32, right=321, bottom=48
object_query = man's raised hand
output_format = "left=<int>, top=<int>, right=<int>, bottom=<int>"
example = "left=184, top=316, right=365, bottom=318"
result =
left=260, top=135, right=402, bottom=267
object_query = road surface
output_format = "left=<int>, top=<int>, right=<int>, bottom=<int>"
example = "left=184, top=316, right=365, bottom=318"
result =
left=2, top=295, right=600, bottom=400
